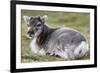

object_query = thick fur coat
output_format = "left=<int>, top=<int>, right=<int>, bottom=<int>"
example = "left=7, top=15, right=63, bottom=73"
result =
left=23, top=15, right=89, bottom=60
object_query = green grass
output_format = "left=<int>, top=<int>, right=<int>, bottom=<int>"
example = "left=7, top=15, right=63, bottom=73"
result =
left=21, top=10, right=90, bottom=63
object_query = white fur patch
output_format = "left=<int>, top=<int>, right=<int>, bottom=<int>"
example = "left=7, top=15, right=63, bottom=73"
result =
left=38, top=49, right=46, bottom=55
left=30, top=38, right=40, bottom=54
left=26, top=34, right=32, bottom=39
left=30, top=38, right=46, bottom=55
left=74, top=41, right=89, bottom=58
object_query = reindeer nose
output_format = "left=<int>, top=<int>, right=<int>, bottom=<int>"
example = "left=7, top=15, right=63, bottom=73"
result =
left=27, top=27, right=34, bottom=38
left=27, top=30, right=34, bottom=39
left=27, top=30, right=34, bottom=35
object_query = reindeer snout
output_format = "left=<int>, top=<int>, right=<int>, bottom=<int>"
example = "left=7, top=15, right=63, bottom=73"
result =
left=27, top=30, right=34, bottom=35
left=26, top=27, right=34, bottom=39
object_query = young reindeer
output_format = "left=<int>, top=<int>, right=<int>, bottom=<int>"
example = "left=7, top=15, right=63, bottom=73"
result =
left=23, top=15, right=89, bottom=60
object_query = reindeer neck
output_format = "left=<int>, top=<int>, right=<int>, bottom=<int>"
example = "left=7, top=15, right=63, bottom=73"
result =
left=36, top=25, right=56, bottom=48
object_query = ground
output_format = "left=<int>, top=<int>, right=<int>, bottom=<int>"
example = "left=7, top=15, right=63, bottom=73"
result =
left=21, top=10, right=90, bottom=63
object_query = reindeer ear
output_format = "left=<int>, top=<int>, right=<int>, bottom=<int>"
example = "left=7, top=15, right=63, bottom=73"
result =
left=41, top=15, right=48, bottom=23
left=43, top=15, right=48, bottom=21
left=23, top=16, right=31, bottom=24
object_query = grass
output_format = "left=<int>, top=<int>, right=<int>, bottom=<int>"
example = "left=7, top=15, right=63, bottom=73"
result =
left=21, top=10, right=90, bottom=63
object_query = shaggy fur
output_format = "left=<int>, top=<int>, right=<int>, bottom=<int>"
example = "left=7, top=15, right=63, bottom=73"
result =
left=23, top=15, right=89, bottom=60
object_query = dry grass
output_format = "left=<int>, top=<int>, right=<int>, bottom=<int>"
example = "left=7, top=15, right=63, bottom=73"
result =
left=21, top=10, right=90, bottom=63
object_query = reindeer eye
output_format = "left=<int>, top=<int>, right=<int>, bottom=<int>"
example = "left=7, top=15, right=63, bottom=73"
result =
left=37, top=23, right=41, bottom=26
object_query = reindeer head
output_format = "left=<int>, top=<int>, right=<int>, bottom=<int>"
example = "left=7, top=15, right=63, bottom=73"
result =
left=23, top=15, right=48, bottom=39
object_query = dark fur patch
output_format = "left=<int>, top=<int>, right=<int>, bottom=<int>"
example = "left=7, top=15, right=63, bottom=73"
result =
left=36, top=25, right=58, bottom=48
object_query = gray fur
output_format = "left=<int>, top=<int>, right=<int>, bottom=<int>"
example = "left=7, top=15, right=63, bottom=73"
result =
left=23, top=15, right=89, bottom=60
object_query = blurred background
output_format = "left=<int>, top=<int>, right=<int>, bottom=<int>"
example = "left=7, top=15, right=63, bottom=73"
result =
left=21, top=10, right=90, bottom=63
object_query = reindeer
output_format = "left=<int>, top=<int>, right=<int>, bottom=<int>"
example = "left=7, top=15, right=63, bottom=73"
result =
left=23, top=15, right=89, bottom=60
